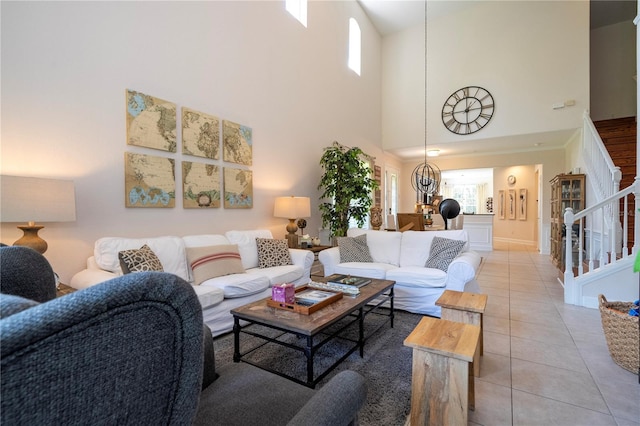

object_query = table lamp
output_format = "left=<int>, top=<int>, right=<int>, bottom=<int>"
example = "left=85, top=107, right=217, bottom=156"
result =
left=274, top=196, right=311, bottom=248
left=1, top=175, right=76, bottom=254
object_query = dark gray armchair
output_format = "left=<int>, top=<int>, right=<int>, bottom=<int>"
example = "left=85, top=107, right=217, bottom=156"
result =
left=0, top=248, right=366, bottom=425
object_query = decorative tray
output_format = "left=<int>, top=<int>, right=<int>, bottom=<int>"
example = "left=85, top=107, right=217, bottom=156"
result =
left=266, top=285, right=342, bottom=315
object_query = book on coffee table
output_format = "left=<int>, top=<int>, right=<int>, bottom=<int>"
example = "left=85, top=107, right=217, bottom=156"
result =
left=326, top=274, right=372, bottom=289
left=295, top=289, right=337, bottom=305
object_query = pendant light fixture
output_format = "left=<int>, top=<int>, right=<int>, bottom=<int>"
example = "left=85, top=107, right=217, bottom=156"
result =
left=411, top=0, right=440, bottom=206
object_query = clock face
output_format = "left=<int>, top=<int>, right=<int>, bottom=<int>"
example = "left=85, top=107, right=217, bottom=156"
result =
left=508, top=175, right=516, bottom=185
left=442, top=86, right=494, bottom=135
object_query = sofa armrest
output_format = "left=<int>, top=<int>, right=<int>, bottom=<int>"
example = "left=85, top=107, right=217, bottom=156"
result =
left=446, top=250, right=482, bottom=291
left=69, top=268, right=118, bottom=290
left=317, top=247, right=340, bottom=276
left=287, top=370, right=367, bottom=426
left=289, top=248, right=314, bottom=270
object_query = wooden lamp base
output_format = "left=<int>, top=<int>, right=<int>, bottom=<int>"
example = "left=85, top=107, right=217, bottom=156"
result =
left=14, top=223, right=48, bottom=254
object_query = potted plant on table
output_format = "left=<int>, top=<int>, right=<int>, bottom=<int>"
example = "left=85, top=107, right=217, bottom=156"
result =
left=318, top=142, right=378, bottom=242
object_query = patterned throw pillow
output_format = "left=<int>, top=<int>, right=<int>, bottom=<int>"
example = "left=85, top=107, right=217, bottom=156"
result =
left=425, top=236, right=466, bottom=272
left=186, top=245, right=245, bottom=285
left=118, top=244, right=164, bottom=274
left=255, top=238, right=292, bottom=268
left=338, top=234, right=373, bottom=263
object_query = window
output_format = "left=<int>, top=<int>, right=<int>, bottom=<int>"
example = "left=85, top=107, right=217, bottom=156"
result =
left=440, top=169, right=493, bottom=214
left=286, top=0, right=307, bottom=27
left=385, top=167, right=399, bottom=227
left=348, top=18, right=361, bottom=75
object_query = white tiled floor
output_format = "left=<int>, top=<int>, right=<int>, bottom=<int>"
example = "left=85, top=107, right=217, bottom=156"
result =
left=470, top=241, right=639, bottom=426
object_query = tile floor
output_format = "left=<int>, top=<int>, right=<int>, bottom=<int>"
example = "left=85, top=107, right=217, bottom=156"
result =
left=470, top=241, right=639, bottom=426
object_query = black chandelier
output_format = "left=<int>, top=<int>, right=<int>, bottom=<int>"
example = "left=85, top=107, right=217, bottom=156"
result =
left=411, top=1, right=440, bottom=206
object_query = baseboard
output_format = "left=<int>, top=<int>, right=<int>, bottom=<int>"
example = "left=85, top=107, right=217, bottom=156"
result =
left=493, top=237, right=537, bottom=246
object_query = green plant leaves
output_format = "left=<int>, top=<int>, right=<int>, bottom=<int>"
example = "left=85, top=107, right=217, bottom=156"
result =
left=318, top=144, right=379, bottom=237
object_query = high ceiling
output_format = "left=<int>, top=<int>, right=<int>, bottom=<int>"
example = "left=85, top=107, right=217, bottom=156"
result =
left=357, top=0, right=637, bottom=160
left=358, top=0, right=637, bottom=36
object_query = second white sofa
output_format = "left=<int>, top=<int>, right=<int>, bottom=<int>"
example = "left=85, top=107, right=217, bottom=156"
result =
left=318, top=229, right=482, bottom=317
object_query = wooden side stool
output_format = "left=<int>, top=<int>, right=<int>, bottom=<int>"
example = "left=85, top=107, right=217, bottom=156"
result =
left=436, top=290, right=487, bottom=377
left=404, top=316, right=480, bottom=426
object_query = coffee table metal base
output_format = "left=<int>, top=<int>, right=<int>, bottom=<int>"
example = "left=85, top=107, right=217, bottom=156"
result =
left=233, top=289, right=393, bottom=388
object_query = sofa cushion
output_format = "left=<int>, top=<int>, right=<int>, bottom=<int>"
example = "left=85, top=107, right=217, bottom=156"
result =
left=399, top=230, right=469, bottom=268
left=255, top=238, right=292, bottom=268
left=94, top=236, right=189, bottom=280
left=386, top=267, right=448, bottom=288
left=118, top=244, right=164, bottom=274
left=183, top=234, right=231, bottom=248
left=187, top=245, right=245, bottom=285
left=347, top=229, right=402, bottom=266
left=425, top=236, right=466, bottom=272
left=192, top=286, right=225, bottom=309
left=246, top=265, right=304, bottom=286
left=338, top=234, right=373, bottom=263
left=334, top=263, right=396, bottom=280
left=200, top=274, right=270, bottom=298
left=225, top=230, right=273, bottom=270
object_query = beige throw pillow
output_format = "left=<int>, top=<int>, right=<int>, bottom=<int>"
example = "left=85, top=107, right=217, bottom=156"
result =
left=187, top=245, right=245, bottom=285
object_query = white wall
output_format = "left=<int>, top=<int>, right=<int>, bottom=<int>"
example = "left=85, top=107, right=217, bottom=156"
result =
left=590, top=20, right=637, bottom=120
left=1, top=1, right=393, bottom=282
left=383, top=0, right=590, bottom=152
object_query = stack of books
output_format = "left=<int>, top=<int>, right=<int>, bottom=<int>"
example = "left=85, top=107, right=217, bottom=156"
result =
left=325, top=274, right=371, bottom=291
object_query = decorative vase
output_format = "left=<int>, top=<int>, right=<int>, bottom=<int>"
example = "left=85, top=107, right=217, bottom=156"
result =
left=370, top=207, right=383, bottom=230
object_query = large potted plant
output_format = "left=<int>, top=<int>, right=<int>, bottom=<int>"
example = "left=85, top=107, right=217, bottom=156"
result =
left=318, top=142, right=379, bottom=239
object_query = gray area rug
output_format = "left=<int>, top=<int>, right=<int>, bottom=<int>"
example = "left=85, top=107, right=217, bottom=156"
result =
left=213, top=309, right=424, bottom=426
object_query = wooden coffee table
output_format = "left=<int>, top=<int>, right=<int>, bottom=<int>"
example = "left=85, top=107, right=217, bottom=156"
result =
left=231, top=278, right=395, bottom=388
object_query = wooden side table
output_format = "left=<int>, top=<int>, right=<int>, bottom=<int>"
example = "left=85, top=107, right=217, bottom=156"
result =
left=404, top=316, right=480, bottom=426
left=436, top=290, right=487, bottom=377
left=56, top=283, right=76, bottom=297
left=303, top=245, right=332, bottom=278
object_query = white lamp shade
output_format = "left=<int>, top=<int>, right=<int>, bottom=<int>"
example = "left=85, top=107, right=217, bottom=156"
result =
left=1, top=175, right=76, bottom=223
left=273, top=196, right=311, bottom=219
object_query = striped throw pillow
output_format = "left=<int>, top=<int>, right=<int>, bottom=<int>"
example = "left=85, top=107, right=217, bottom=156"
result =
left=187, top=245, right=245, bottom=285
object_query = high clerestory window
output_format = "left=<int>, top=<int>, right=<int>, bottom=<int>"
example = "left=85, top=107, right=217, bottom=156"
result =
left=286, top=0, right=307, bottom=27
left=348, top=18, right=361, bottom=75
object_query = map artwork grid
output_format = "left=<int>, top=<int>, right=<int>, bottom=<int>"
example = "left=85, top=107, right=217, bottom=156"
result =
left=124, top=88, right=254, bottom=209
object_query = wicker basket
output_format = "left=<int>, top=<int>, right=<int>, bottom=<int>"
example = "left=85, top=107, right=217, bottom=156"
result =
left=598, top=294, right=639, bottom=375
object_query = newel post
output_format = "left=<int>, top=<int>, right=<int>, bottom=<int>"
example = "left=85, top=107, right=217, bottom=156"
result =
left=563, top=207, right=577, bottom=305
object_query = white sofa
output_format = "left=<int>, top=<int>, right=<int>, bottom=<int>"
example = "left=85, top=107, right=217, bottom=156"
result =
left=318, top=229, right=482, bottom=317
left=70, top=230, right=314, bottom=337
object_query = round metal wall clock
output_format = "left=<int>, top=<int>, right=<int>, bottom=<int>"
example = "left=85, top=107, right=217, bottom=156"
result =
left=442, top=86, right=494, bottom=135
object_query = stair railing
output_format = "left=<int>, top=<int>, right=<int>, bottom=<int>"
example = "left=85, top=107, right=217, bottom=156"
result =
left=563, top=181, right=637, bottom=305
left=582, top=111, right=621, bottom=202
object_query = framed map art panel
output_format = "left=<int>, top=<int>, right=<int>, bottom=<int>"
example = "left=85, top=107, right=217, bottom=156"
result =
left=222, top=120, right=252, bottom=166
left=182, top=107, right=220, bottom=160
left=224, top=167, right=253, bottom=209
left=182, top=161, right=220, bottom=208
left=126, top=89, right=177, bottom=152
left=125, top=152, right=175, bottom=208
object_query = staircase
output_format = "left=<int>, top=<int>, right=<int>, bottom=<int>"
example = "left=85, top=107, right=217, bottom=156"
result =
left=561, top=114, right=638, bottom=308
left=594, top=116, right=637, bottom=249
